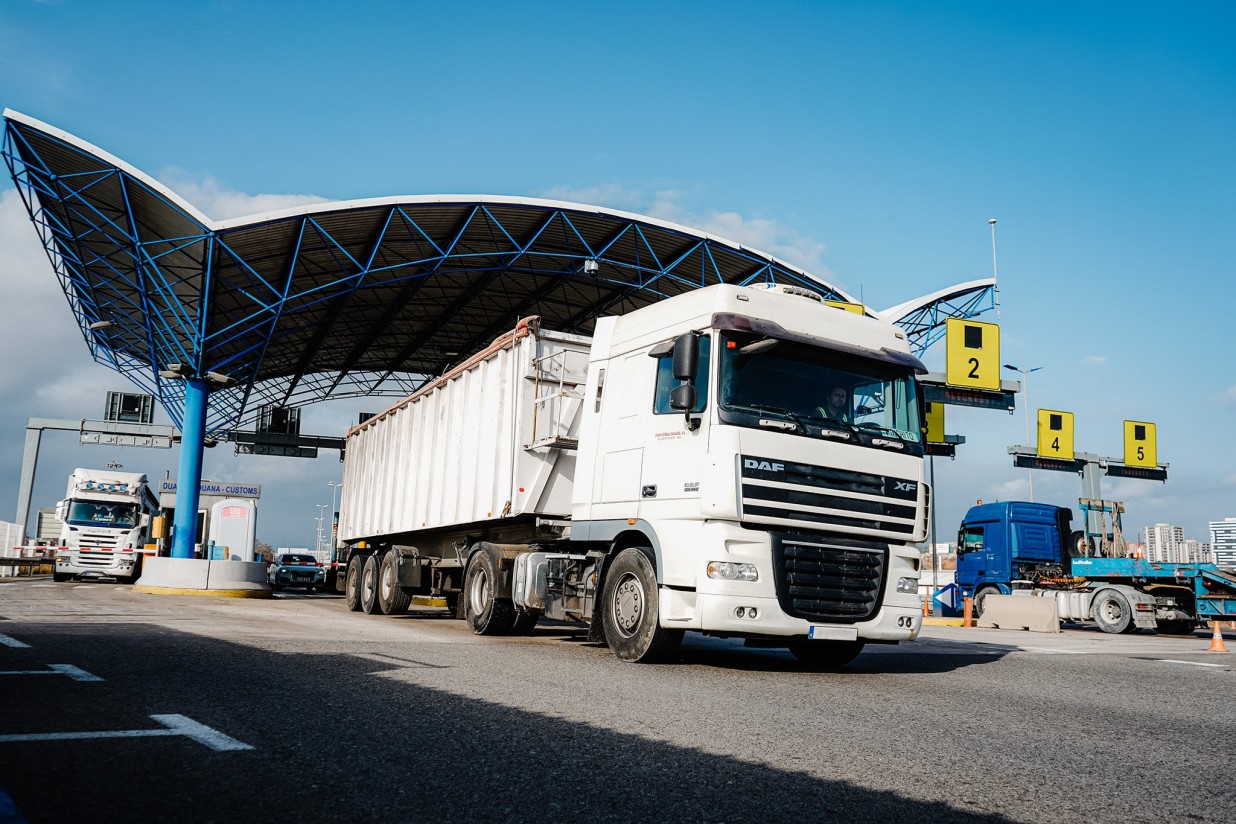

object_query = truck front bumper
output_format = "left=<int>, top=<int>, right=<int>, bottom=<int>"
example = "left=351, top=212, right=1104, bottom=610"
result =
left=654, top=519, right=923, bottom=643
left=55, top=552, right=138, bottom=578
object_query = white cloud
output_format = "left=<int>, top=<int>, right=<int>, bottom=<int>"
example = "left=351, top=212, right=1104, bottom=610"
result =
left=157, top=168, right=328, bottom=221
left=1223, top=384, right=1236, bottom=405
left=1082, top=355, right=1108, bottom=366
left=539, top=183, right=833, bottom=284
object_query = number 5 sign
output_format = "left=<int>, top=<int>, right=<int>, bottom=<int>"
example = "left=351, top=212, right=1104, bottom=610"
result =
left=945, top=318, right=1001, bottom=390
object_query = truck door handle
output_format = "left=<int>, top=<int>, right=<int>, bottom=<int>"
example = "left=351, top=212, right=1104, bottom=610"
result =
left=641, top=485, right=657, bottom=498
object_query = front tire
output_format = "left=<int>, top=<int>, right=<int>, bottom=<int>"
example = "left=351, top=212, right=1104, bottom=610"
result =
left=600, top=548, right=682, bottom=663
left=52, top=571, right=69, bottom=583
left=787, top=639, right=866, bottom=669
left=972, top=586, right=999, bottom=618
left=464, top=551, right=515, bottom=635
left=378, top=551, right=412, bottom=615
left=360, top=554, right=383, bottom=614
left=344, top=555, right=363, bottom=612
left=1092, top=590, right=1133, bottom=634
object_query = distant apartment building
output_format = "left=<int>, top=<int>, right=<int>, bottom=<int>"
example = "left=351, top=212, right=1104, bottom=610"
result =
left=1144, top=523, right=1184, bottom=563
left=1179, top=538, right=1211, bottom=564
left=1211, top=518, right=1236, bottom=570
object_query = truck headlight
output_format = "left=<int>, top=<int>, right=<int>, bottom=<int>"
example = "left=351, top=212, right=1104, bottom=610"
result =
left=707, top=561, right=758, bottom=582
left=896, top=577, right=917, bottom=594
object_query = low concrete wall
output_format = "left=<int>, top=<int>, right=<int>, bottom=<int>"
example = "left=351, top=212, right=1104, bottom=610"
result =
left=977, top=594, right=1060, bottom=633
left=134, top=557, right=271, bottom=598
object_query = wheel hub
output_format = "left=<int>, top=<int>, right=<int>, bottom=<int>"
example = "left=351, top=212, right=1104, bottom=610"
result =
left=612, top=573, right=644, bottom=636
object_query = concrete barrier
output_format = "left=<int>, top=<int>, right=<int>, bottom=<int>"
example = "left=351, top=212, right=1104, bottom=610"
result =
left=133, top=557, right=272, bottom=598
left=977, top=593, right=1060, bottom=632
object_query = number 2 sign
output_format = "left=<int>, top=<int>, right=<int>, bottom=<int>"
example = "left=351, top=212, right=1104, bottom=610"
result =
left=945, top=318, right=1000, bottom=391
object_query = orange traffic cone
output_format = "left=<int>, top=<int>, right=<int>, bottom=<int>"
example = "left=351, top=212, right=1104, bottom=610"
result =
left=1207, top=621, right=1229, bottom=653
left=962, top=596, right=975, bottom=628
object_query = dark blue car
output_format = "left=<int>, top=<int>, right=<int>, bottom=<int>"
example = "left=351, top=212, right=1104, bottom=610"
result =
left=268, top=553, right=326, bottom=592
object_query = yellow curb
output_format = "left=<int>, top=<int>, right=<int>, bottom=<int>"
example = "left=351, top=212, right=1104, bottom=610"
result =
left=412, top=595, right=448, bottom=607
left=133, top=585, right=273, bottom=599
left=922, top=617, right=965, bottom=626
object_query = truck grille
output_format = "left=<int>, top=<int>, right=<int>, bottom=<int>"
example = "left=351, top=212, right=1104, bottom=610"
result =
left=79, top=532, right=122, bottom=549
left=771, top=533, right=886, bottom=623
left=76, top=551, right=118, bottom=568
left=740, top=456, right=918, bottom=537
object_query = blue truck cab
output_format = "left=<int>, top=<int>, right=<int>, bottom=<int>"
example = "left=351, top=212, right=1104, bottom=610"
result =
left=956, top=502, right=1073, bottom=612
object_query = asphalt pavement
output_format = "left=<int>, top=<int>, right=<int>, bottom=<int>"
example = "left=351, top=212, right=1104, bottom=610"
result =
left=1, top=576, right=1232, bottom=823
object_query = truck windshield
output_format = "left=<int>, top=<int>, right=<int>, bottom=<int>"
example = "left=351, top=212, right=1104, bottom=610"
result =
left=65, top=500, right=140, bottom=528
left=717, top=331, right=922, bottom=451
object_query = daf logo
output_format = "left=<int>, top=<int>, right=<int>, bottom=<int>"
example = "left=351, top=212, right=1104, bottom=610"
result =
left=893, top=481, right=917, bottom=492
left=744, top=459, right=785, bottom=473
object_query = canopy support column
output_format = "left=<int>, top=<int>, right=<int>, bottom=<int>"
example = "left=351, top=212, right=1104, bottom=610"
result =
left=171, top=378, right=208, bottom=559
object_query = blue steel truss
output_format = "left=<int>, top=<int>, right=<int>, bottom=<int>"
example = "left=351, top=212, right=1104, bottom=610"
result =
left=881, top=279, right=998, bottom=357
left=3, top=112, right=853, bottom=435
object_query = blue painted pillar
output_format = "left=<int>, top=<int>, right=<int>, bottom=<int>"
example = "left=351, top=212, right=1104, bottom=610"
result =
left=171, top=378, right=209, bottom=559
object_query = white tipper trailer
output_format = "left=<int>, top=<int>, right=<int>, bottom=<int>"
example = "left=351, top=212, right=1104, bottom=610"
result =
left=336, top=283, right=929, bottom=664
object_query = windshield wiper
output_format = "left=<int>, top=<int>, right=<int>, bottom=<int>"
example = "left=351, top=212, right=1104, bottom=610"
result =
left=857, top=422, right=914, bottom=450
left=731, top=402, right=809, bottom=433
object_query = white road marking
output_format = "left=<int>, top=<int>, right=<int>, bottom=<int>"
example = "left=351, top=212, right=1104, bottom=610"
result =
left=0, top=664, right=102, bottom=681
left=1018, top=646, right=1085, bottom=655
left=1157, top=659, right=1227, bottom=669
left=0, top=714, right=253, bottom=752
left=0, top=635, right=31, bottom=649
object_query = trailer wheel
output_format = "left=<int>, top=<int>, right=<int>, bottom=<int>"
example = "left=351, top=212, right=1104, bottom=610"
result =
left=464, top=551, right=515, bottom=635
left=378, top=551, right=412, bottom=615
left=787, top=639, right=866, bottom=669
left=344, top=555, right=363, bottom=611
left=600, top=548, right=682, bottom=663
left=1092, top=590, right=1133, bottom=634
left=360, top=554, right=383, bottom=614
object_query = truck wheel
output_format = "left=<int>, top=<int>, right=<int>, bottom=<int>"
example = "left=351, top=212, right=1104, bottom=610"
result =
left=360, top=554, right=383, bottom=614
left=601, top=548, right=682, bottom=663
left=345, top=556, right=363, bottom=611
left=52, top=571, right=68, bottom=583
left=973, top=587, right=999, bottom=618
left=510, top=608, right=541, bottom=636
left=1092, top=590, right=1133, bottom=634
left=465, top=551, right=516, bottom=635
left=378, top=551, right=412, bottom=615
left=787, top=640, right=866, bottom=669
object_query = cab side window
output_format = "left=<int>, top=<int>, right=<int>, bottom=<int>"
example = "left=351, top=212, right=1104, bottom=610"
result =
left=959, top=527, right=985, bottom=554
left=653, top=334, right=710, bottom=415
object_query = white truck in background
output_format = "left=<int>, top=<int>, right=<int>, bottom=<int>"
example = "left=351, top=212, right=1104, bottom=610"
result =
left=336, top=283, right=930, bottom=665
left=53, top=468, right=160, bottom=583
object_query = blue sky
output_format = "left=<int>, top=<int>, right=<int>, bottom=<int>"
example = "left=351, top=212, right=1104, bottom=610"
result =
left=1, top=1, right=1233, bottom=549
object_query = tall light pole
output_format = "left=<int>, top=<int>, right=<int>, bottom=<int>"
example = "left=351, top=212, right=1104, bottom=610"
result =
left=989, top=218, right=1001, bottom=319
left=315, top=504, right=327, bottom=554
left=327, top=481, right=343, bottom=551
left=1004, top=363, right=1044, bottom=501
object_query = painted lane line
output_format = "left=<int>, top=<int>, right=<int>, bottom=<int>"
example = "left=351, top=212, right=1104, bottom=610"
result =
left=1018, top=647, right=1085, bottom=655
left=0, top=714, right=253, bottom=752
left=0, top=635, right=30, bottom=649
left=1157, top=659, right=1227, bottom=669
left=0, top=664, right=102, bottom=682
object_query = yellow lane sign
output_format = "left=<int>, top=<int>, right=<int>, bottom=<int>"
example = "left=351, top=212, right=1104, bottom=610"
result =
left=1037, top=409, right=1074, bottom=459
left=1124, top=420, right=1157, bottom=467
left=945, top=318, right=1000, bottom=390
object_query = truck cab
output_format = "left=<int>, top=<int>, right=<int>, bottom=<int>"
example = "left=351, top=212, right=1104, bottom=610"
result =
left=53, top=468, right=158, bottom=583
left=956, top=501, right=1072, bottom=612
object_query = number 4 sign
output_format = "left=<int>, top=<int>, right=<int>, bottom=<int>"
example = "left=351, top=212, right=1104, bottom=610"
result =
left=945, top=318, right=1001, bottom=390
left=1037, top=409, right=1075, bottom=459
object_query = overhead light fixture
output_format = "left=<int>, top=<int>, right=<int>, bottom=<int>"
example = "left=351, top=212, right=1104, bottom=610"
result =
left=88, top=320, right=114, bottom=331
left=205, top=371, right=233, bottom=387
left=158, top=363, right=189, bottom=380
left=583, top=259, right=600, bottom=275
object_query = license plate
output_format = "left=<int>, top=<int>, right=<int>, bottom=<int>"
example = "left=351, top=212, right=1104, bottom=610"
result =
left=808, top=626, right=859, bottom=641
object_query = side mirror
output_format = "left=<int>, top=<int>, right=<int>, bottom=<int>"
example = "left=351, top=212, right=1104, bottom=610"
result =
left=140, top=514, right=151, bottom=527
left=669, top=383, right=697, bottom=411
left=671, top=332, right=699, bottom=381
left=55, top=501, right=67, bottom=521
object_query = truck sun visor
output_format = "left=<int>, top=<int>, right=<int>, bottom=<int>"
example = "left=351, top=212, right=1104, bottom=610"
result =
left=711, top=312, right=927, bottom=374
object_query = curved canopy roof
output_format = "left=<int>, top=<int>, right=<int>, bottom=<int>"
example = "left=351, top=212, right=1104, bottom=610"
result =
left=877, top=278, right=998, bottom=357
left=3, top=109, right=857, bottom=433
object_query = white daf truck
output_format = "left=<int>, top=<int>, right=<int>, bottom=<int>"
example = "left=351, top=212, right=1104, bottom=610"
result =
left=336, top=283, right=929, bottom=665
left=53, top=468, right=160, bottom=583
